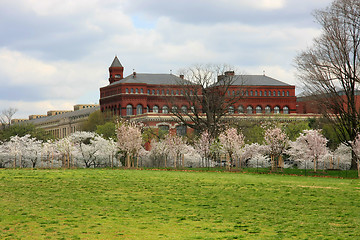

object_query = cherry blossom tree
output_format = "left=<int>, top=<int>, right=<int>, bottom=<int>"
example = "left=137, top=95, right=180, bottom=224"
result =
left=263, top=127, right=289, bottom=171
left=243, top=143, right=270, bottom=168
left=287, top=129, right=328, bottom=172
left=351, top=134, right=360, bottom=177
left=194, top=131, right=212, bottom=167
left=163, top=133, right=187, bottom=168
left=116, top=120, right=143, bottom=168
left=56, top=137, right=73, bottom=168
left=219, top=128, right=245, bottom=169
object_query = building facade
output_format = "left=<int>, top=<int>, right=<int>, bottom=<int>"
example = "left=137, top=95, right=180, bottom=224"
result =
left=100, top=57, right=297, bottom=118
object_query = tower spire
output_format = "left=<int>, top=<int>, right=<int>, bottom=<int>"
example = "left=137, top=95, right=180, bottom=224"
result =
left=109, top=56, right=124, bottom=84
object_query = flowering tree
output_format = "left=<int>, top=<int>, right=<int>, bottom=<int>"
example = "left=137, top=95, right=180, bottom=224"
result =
left=351, top=133, right=360, bottom=177
left=116, top=120, right=143, bottom=168
left=56, top=137, right=73, bottom=168
left=287, top=129, right=328, bottom=172
left=21, top=135, right=42, bottom=168
left=219, top=128, right=245, bottom=169
left=163, top=133, right=187, bottom=168
left=243, top=143, right=270, bottom=168
left=194, top=131, right=212, bottom=167
left=149, top=139, right=169, bottom=167
left=264, top=127, right=289, bottom=171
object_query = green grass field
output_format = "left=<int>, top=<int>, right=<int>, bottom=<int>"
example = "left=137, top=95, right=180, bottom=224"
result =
left=1, top=169, right=359, bottom=239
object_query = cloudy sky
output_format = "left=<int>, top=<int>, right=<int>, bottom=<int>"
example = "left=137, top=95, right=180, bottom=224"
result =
left=0, top=0, right=333, bottom=119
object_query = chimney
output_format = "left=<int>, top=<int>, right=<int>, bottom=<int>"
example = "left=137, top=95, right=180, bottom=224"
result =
left=225, top=71, right=235, bottom=76
left=180, top=74, right=184, bottom=79
left=133, top=71, right=136, bottom=78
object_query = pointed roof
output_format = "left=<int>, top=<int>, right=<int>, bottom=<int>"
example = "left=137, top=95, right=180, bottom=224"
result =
left=110, top=56, right=123, bottom=68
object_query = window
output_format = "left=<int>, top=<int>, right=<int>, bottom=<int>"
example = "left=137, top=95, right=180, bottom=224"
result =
left=273, top=91, right=276, bottom=96
left=190, top=106, right=195, bottom=113
left=268, top=91, right=271, bottom=96
left=278, top=91, right=281, bottom=96
left=228, top=106, right=234, bottom=114
left=190, top=90, right=193, bottom=95
left=238, top=105, right=244, bottom=114
left=246, top=91, right=249, bottom=96
left=162, top=106, right=169, bottom=113
left=131, top=88, right=134, bottom=93
left=159, top=125, right=169, bottom=134
left=152, top=89, right=155, bottom=95
left=181, top=106, right=187, bottom=113
left=256, top=106, right=262, bottom=114
left=153, top=105, right=159, bottom=113
left=126, top=105, right=133, bottom=116
left=250, top=90, right=253, bottom=96
left=232, top=90, right=235, bottom=96
left=135, top=88, right=138, bottom=94
left=126, top=88, right=129, bottom=94
left=136, top=105, right=142, bottom=115
left=176, top=125, right=187, bottom=136
left=255, top=91, right=258, bottom=96
left=171, top=90, right=174, bottom=95
left=167, top=90, right=169, bottom=95
left=141, top=89, right=143, bottom=94
left=171, top=106, right=178, bottom=113
left=286, top=91, right=289, bottom=96
left=265, top=106, right=271, bottom=114
left=259, top=91, right=262, bottom=96
left=161, top=90, right=164, bottom=95
left=264, top=91, right=267, bottom=96
left=147, top=89, right=150, bottom=94
left=274, top=106, right=280, bottom=114
left=247, top=106, right=253, bottom=114
left=157, top=90, right=160, bottom=95
left=283, top=106, right=289, bottom=114
left=181, top=90, right=184, bottom=95
left=176, top=90, right=179, bottom=95
left=146, top=106, right=149, bottom=113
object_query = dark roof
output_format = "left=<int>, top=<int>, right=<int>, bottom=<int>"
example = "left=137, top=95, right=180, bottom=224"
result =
left=110, top=56, right=123, bottom=68
left=21, top=106, right=100, bottom=125
left=232, top=75, right=291, bottom=86
left=110, top=73, right=187, bottom=86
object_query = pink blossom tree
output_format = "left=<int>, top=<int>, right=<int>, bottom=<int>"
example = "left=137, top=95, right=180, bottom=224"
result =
left=218, top=128, right=245, bottom=169
left=351, top=133, right=360, bottom=177
left=116, top=120, right=143, bottom=168
left=163, top=133, right=187, bottom=168
left=194, top=131, right=212, bottom=167
left=263, top=127, right=289, bottom=171
left=287, top=129, right=328, bottom=172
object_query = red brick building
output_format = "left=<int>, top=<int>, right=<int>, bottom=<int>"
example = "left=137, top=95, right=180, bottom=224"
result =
left=99, top=57, right=297, bottom=132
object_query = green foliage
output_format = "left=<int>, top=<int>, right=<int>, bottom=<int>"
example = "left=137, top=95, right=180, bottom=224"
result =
left=81, top=110, right=106, bottom=132
left=236, top=121, right=264, bottom=144
left=284, top=121, right=310, bottom=141
left=0, top=124, right=53, bottom=141
left=96, top=122, right=116, bottom=140
left=1, top=169, right=359, bottom=239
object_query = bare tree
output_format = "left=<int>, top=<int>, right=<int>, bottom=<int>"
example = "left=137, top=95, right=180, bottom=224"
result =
left=170, top=64, right=244, bottom=138
left=0, top=107, right=18, bottom=129
left=295, top=0, right=360, bottom=169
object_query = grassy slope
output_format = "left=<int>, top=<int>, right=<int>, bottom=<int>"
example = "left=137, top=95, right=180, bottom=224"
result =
left=0, top=169, right=359, bottom=239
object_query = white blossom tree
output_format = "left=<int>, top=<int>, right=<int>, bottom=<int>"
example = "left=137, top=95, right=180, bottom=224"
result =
left=194, top=131, right=212, bottom=167
left=263, top=127, right=289, bottom=171
left=219, top=128, right=245, bottom=169
left=287, top=129, right=328, bottom=172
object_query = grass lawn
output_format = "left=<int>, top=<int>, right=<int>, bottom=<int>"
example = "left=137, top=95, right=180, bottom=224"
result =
left=0, top=169, right=359, bottom=239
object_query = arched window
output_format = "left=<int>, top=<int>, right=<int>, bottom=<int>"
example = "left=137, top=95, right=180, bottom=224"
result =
left=131, top=88, right=134, bottom=93
left=126, top=105, right=133, bottom=116
left=232, top=90, right=235, bottom=96
left=286, top=91, right=289, bottom=96
left=273, top=91, right=276, bottom=96
left=171, top=90, right=174, bottom=95
left=159, top=125, right=169, bottom=134
left=247, top=106, right=253, bottom=114
left=126, top=88, right=129, bottom=94
left=228, top=106, right=234, bottom=114
left=181, top=106, right=187, bottom=113
left=161, top=90, right=164, bottom=95
left=162, top=106, right=169, bottom=113
left=265, top=106, right=271, bottom=114
left=152, top=89, right=155, bottom=95
left=264, top=91, right=267, bottom=96
left=140, top=89, right=143, bottom=94
left=246, top=91, right=249, bottom=96
left=259, top=91, right=262, bottom=96
left=268, top=91, right=271, bottom=96
left=181, top=90, right=184, bottom=95
left=190, top=106, right=195, bottom=113
left=146, top=106, right=149, bottom=113
left=153, top=105, right=159, bottom=113
left=250, top=90, right=253, bottom=96
left=171, top=106, right=178, bottom=113
left=135, top=88, right=138, bottom=94
left=176, top=90, right=179, bottom=95
left=238, top=105, right=244, bottom=114
left=157, top=90, right=159, bottom=95
left=166, top=90, right=169, bottom=95
left=147, top=89, right=150, bottom=94
left=256, top=106, right=262, bottom=114
left=274, top=106, right=280, bottom=114
left=255, top=91, right=258, bottom=96
left=278, top=91, right=281, bottom=96
left=136, top=105, right=143, bottom=115
left=282, top=91, right=285, bottom=96
left=283, top=106, right=289, bottom=114
left=176, top=125, right=187, bottom=136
